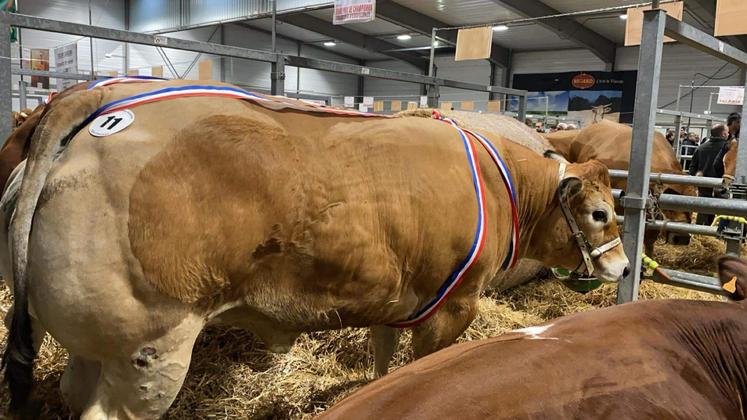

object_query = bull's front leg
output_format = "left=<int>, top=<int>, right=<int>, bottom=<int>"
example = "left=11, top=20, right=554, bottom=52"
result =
left=411, top=296, right=478, bottom=359
left=369, top=325, right=400, bottom=377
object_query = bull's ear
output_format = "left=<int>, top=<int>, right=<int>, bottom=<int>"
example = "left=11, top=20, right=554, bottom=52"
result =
left=559, top=176, right=583, bottom=198
left=718, top=256, right=747, bottom=301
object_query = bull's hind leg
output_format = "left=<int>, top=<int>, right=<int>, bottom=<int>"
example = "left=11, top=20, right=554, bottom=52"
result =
left=370, top=325, right=400, bottom=377
left=61, top=355, right=101, bottom=415
left=411, top=296, right=478, bottom=359
left=79, top=316, right=203, bottom=420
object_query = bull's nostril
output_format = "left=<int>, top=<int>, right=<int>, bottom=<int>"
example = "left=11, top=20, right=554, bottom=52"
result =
left=623, top=266, right=630, bottom=277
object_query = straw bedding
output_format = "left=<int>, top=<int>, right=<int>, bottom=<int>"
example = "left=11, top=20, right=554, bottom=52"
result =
left=0, top=237, right=729, bottom=418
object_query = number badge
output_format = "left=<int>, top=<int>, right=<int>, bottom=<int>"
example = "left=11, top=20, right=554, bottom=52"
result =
left=89, top=110, right=135, bottom=137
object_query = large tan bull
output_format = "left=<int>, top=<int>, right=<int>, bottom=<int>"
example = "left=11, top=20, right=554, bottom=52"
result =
left=545, top=120, right=697, bottom=255
left=2, top=81, right=626, bottom=418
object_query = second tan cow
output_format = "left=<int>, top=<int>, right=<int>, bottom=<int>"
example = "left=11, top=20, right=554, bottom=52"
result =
left=545, top=120, right=697, bottom=254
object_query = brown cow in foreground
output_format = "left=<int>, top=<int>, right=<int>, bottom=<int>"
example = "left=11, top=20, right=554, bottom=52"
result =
left=321, top=255, right=747, bottom=419
left=545, top=120, right=697, bottom=255
left=2, top=80, right=627, bottom=418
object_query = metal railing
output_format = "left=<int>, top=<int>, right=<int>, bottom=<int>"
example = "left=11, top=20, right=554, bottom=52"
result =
left=0, top=12, right=528, bottom=141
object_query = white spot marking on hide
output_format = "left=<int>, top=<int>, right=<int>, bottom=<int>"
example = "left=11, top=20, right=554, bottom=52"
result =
left=513, top=324, right=558, bottom=340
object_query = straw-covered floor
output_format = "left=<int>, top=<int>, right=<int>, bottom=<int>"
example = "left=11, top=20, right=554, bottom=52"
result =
left=0, top=235, right=731, bottom=418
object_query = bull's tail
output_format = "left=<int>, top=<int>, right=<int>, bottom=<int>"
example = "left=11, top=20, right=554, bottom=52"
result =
left=2, top=89, right=103, bottom=412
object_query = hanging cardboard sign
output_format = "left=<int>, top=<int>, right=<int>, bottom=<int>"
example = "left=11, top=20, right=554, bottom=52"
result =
left=407, top=101, right=417, bottom=110
left=624, top=1, right=683, bottom=46
left=460, top=101, right=475, bottom=110
left=198, top=60, right=213, bottom=80
left=151, top=66, right=164, bottom=77
left=127, top=69, right=139, bottom=76
left=363, top=96, right=374, bottom=106
left=333, top=0, right=376, bottom=25
left=54, top=43, right=77, bottom=90
left=419, top=95, right=428, bottom=108
left=344, top=96, right=355, bottom=108
left=715, top=0, right=747, bottom=37
left=455, top=26, right=493, bottom=61
left=717, top=86, right=744, bottom=105
left=373, top=101, right=384, bottom=112
left=440, top=101, right=453, bottom=111
left=487, top=100, right=501, bottom=112
left=390, top=100, right=401, bottom=111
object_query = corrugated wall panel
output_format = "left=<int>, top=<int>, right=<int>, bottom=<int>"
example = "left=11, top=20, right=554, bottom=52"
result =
left=363, top=59, right=423, bottom=102
left=130, top=0, right=181, bottom=32
left=511, top=49, right=607, bottom=75
left=616, top=44, right=743, bottom=125
left=186, top=0, right=271, bottom=27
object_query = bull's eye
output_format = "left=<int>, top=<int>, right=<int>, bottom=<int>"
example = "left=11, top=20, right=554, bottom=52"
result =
left=592, top=210, right=608, bottom=223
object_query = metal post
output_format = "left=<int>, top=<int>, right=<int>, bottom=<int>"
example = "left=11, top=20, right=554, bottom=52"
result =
left=518, top=95, right=527, bottom=122
left=735, top=75, right=747, bottom=184
left=427, top=28, right=436, bottom=78
left=271, top=0, right=277, bottom=53
left=0, top=21, right=11, bottom=142
left=427, top=82, right=439, bottom=108
left=18, top=81, right=27, bottom=110
left=270, top=57, right=285, bottom=96
left=89, top=0, right=95, bottom=77
left=673, top=114, right=683, bottom=159
left=617, top=9, right=666, bottom=304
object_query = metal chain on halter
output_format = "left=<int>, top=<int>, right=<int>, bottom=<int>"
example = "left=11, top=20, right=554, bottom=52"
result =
left=646, top=182, right=669, bottom=243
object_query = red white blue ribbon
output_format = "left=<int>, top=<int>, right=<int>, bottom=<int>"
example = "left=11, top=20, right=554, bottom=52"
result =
left=81, top=83, right=386, bottom=126
left=388, top=112, right=519, bottom=328
left=388, top=116, right=490, bottom=328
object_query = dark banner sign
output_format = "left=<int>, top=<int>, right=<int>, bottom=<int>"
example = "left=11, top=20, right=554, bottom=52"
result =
left=511, top=70, right=637, bottom=126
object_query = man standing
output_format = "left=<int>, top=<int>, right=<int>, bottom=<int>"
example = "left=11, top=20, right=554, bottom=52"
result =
left=689, top=124, right=729, bottom=225
left=714, top=113, right=740, bottom=181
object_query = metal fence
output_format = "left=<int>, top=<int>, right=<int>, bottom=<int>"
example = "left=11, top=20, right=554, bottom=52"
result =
left=618, top=8, right=747, bottom=305
left=0, top=11, right=529, bottom=141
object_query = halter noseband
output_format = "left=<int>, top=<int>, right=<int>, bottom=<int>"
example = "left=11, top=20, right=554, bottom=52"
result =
left=556, top=163, right=621, bottom=278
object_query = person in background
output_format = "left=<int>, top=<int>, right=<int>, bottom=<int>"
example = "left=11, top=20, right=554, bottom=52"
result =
left=713, top=112, right=741, bottom=186
left=689, top=124, right=730, bottom=225
left=666, top=129, right=675, bottom=146
left=727, top=112, right=741, bottom=140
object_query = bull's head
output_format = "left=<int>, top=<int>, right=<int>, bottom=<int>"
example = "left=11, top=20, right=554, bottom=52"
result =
left=527, top=160, right=629, bottom=282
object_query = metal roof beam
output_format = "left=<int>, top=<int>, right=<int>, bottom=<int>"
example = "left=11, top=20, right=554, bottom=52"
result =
left=493, top=0, right=616, bottom=64
left=278, top=13, right=426, bottom=69
left=375, top=0, right=510, bottom=68
left=232, top=21, right=361, bottom=62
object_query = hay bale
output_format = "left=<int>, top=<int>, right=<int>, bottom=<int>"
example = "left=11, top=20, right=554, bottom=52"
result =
left=0, top=270, right=724, bottom=418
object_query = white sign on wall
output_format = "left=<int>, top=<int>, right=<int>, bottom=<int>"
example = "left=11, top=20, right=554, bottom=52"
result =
left=420, top=96, right=428, bottom=108
left=718, top=86, right=744, bottom=105
left=54, top=43, right=78, bottom=90
left=333, top=0, right=376, bottom=25
left=344, top=96, right=355, bottom=108
left=363, top=96, right=374, bottom=106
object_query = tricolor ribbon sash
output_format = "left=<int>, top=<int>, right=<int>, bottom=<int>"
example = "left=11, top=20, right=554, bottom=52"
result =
left=388, top=111, right=519, bottom=328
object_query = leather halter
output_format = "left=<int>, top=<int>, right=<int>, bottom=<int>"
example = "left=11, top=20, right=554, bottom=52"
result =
left=556, top=163, right=622, bottom=277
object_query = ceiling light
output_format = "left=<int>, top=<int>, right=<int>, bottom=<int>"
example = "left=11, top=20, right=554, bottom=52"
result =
left=492, top=25, right=509, bottom=32
left=619, top=14, right=628, bottom=20
left=323, top=41, right=336, bottom=47
left=432, top=40, right=439, bottom=47
left=397, top=34, right=412, bottom=41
